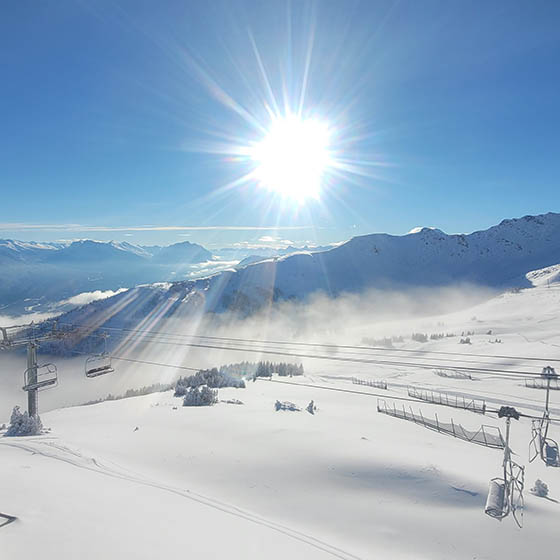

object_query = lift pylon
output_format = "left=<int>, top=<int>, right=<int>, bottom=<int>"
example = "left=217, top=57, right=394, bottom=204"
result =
left=529, top=366, right=559, bottom=467
left=0, top=320, right=71, bottom=418
left=485, top=406, right=525, bottom=527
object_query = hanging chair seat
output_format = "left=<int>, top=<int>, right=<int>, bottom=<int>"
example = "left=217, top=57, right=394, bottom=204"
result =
left=485, top=478, right=508, bottom=519
left=85, top=354, right=114, bottom=378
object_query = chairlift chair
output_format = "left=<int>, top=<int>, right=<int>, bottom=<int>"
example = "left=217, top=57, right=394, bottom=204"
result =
left=529, top=418, right=560, bottom=467
left=485, top=478, right=509, bottom=520
left=85, top=353, right=114, bottom=378
left=544, top=439, right=560, bottom=467
left=22, top=363, right=58, bottom=392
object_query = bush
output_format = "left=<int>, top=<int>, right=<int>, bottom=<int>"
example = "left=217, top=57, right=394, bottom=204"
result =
left=531, top=479, right=549, bottom=498
left=275, top=400, right=300, bottom=412
left=182, top=386, right=218, bottom=407
left=5, top=406, right=43, bottom=436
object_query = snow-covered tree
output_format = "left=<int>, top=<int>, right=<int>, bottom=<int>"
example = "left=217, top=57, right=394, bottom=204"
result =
left=5, top=406, right=43, bottom=436
left=182, top=386, right=218, bottom=407
left=175, top=368, right=245, bottom=396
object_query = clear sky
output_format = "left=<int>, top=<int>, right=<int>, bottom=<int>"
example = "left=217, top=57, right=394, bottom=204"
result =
left=1, top=0, right=559, bottom=248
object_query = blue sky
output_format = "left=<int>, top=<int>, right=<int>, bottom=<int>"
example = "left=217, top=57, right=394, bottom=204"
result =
left=1, top=0, right=559, bottom=248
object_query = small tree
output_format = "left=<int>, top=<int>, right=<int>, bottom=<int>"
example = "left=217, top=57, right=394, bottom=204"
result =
left=531, top=479, right=549, bottom=498
left=5, top=406, right=43, bottom=436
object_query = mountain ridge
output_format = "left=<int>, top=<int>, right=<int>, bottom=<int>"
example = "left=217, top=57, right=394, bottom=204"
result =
left=44, top=211, right=560, bottom=339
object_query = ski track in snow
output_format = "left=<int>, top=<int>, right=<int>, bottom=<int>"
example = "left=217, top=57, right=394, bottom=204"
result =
left=0, top=436, right=363, bottom=560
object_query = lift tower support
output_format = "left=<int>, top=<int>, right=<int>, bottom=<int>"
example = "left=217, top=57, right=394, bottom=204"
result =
left=0, top=321, right=70, bottom=418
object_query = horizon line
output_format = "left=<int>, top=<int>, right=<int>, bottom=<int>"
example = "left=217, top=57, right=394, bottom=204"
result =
left=0, top=223, right=320, bottom=233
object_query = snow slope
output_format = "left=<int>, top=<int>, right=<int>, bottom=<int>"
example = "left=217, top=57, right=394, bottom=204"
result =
left=2, top=281, right=560, bottom=559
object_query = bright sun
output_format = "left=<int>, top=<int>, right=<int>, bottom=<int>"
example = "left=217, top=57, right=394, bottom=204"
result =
left=250, top=116, right=332, bottom=201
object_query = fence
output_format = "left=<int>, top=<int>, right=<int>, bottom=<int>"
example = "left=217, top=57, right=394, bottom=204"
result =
left=352, top=377, right=388, bottom=390
left=377, top=399, right=504, bottom=449
left=408, top=386, right=486, bottom=414
left=524, top=378, right=560, bottom=391
left=433, top=369, right=473, bottom=380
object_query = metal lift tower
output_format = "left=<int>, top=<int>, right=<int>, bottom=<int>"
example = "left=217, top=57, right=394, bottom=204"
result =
left=0, top=322, right=69, bottom=418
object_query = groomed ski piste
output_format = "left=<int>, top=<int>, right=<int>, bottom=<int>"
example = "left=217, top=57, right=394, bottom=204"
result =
left=2, top=280, right=560, bottom=559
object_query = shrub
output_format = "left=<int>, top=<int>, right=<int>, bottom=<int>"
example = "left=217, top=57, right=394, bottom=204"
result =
left=275, top=400, right=300, bottom=412
left=531, top=479, right=549, bottom=498
left=182, top=386, right=218, bottom=407
left=5, top=406, right=43, bottom=436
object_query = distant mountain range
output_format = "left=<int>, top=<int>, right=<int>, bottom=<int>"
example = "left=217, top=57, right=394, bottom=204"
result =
left=42, top=212, right=560, bottom=344
left=0, top=239, right=214, bottom=315
left=0, top=239, right=212, bottom=265
left=0, top=238, right=334, bottom=315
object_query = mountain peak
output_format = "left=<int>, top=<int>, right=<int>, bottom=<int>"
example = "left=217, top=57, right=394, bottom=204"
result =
left=407, top=226, right=445, bottom=235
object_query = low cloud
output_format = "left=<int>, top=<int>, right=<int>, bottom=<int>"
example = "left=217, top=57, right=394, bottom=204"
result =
left=231, top=238, right=296, bottom=250
left=57, top=289, right=129, bottom=307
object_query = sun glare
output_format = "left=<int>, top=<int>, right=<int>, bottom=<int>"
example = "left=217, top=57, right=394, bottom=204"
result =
left=250, top=116, right=332, bottom=201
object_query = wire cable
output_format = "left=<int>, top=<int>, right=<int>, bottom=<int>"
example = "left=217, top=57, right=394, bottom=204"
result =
left=68, top=326, right=552, bottom=378
left=60, top=321, right=560, bottom=366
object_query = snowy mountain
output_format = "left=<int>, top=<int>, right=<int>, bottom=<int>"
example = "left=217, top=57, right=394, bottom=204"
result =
left=148, top=241, right=212, bottom=264
left=0, top=239, right=65, bottom=263
left=45, top=240, right=151, bottom=263
left=0, top=239, right=210, bottom=265
left=44, top=212, right=560, bottom=339
left=0, top=239, right=215, bottom=314
left=5, top=237, right=560, bottom=560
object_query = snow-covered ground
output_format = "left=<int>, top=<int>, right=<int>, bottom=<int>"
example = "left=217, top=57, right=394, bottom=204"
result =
left=2, top=282, right=560, bottom=559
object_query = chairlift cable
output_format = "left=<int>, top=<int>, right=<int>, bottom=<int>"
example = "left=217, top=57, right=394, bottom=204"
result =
left=59, top=321, right=560, bottom=365
left=64, top=324, right=554, bottom=378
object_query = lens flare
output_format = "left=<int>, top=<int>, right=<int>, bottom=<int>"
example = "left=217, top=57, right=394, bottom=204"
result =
left=249, top=116, right=332, bottom=201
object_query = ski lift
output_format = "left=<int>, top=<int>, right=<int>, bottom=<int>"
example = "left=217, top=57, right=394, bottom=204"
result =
left=545, top=440, right=560, bottom=466
left=485, top=406, right=525, bottom=527
left=528, top=366, right=560, bottom=467
left=485, top=478, right=508, bottom=519
left=22, top=363, right=58, bottom=392
left=529, top=419, right=560, bottom=467
left=85, top=332, right=114, bottom=378
left=85, top=353, right=114, bottom=378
